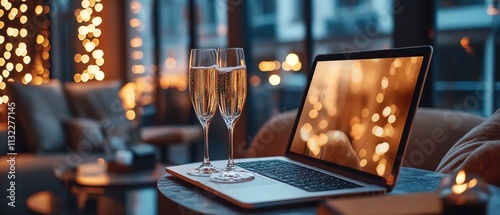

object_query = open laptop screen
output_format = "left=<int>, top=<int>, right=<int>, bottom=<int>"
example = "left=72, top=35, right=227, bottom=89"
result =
left=290, top=56, right=424, bottom=178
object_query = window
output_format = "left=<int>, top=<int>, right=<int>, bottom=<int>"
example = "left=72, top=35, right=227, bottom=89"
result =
left=196, top=0, right=227, bottom=48
left=312, top=0, right=393, bottom=54
left=433, top=0, right=499, bottom=116
left=247, top=0, right=307, bottom=135
left=155, top=0, right=229, bottom=160
left=24, top=0, right=498, bottom=159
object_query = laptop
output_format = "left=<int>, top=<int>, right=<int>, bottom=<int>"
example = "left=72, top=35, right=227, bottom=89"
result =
left=166, top=46, right=433, bottom=209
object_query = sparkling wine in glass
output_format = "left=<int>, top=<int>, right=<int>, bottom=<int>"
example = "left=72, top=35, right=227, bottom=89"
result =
left=210, top=48, right=254, bottom=183
left=187, top=49, right=220, bottom=176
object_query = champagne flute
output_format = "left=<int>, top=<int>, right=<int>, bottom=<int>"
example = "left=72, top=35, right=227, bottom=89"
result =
left=187, top=49, right=220, bottom=176
left=210, top=48, right=254, bottom=183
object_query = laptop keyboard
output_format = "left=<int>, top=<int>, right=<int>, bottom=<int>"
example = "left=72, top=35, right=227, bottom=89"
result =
left=237, top=160, right=362, bottom=192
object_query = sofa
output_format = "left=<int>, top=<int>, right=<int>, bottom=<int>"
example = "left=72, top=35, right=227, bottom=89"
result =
left=0, top=80, right=201, bottom=214
left=246, top=108, right=500, bottom=186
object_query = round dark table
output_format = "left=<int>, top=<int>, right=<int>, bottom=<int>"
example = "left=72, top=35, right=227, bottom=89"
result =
left=157, top=167, right=458, bottom=215
left=48, top=163, right=165, bottom=215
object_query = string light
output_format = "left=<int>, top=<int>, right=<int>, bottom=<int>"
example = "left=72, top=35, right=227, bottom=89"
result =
left=1, top=0, right=51, bottom=113
left=123, top=0, right=155, bottom=120
left=74, top=0, right=104, bottom=82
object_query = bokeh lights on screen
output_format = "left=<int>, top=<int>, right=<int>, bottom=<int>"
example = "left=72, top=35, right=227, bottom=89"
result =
left=290, top=56, right=423, bottom=177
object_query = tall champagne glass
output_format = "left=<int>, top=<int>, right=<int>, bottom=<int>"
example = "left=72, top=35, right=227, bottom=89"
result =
left=210, top=48, right=254, bottom=183
left=187, top=49, right=220, bottom=176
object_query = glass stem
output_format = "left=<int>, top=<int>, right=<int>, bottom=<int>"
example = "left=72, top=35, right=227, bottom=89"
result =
left=202, top=123, right=210, bottom=165
left=227, top=125, right=235, bottom=169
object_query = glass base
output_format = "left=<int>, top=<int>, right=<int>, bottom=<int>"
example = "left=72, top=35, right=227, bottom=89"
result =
left=209, top=166, right=254, bottom=183
left=187, top=163, right=220, bottom=177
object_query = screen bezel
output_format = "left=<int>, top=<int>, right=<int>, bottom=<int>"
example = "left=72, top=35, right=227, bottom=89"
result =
left=285, top=46, right=433, bottom=191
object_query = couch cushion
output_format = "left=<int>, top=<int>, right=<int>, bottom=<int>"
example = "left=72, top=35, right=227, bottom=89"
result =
left=64, top=80, right=137, bottom=148
left=403, top=108, right=485, bottom=171
left=436, top=109, right=500, bottom=186
left=64, top=80, right=125, bottom=121
left=246, top=110, right=297, bottom=158
left=8, top=80, right=72, bottom=153
left=64, top=118, right=105, bottom=153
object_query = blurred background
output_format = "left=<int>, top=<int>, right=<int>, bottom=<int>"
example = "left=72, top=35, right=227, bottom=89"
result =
left=0, top=0, right=499, bottom=159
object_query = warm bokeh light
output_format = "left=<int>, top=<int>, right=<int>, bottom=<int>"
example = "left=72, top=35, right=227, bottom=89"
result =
left=92, top=49, right=104, bottom=59
left=130, top=18, right=140, bottom=27
left=131, top=51, right=143, bottom=60
left=291, top=61, right=302, bottom=71
left=35, top=5, right=43, bottom=14
left=126, top=110, right=136, bottom=120
left=392, top=58, right=401, bottom=68
left=456, top=170, right=466, bottom=184
left=286, top=53, right=299, bottom=66
left=376, top=93, right=384, bottom=103
left=382, top=106, right=392, bottom=117
left=388, top=114, right=396, bottom=123
left=165, top=57, right=176, bottom=69
left=452, top=170, right=468, bottom=194
left=92, top=16, right=102, bottom=26
left=375, top=142, right=389, bottom=155
left=74, top=0, right=104, bottom=82
left=130, top=1, right=141, bottom=13
left=95, top=71, right=105, bottom=80
left=460, top=37, right=470, bottom=49
left=282, top=61, right=291, bottom=71
left=381, top=77, right=389, bottom=89
left=95, top=3, right=103, bottom=12
left=250, top=75, right=261, bottom=87
left=269, top=74, right=281, bottom=86
left=23, top=73, right=32, bottom=83
left=259, top=60, right=281, bottom=72
left=309, top=109, right=318, bottom=119
left=130, top=37, right=143, bottom=47
left=1, top=0, right=51, bottom=110
left=125, top=0, right=155, bottom=108
left=360, top=159, right=367, bottom=167
left=132, top=65, right=145, bottom=74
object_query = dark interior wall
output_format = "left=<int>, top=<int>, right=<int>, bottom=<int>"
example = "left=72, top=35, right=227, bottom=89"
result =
left=227, top=0, right=250, bottom=158
left=393, top=0, right=435, bottom=107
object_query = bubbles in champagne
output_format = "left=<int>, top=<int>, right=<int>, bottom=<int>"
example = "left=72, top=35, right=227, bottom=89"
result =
left=218, top=67, right=247, bottom=127
left=189, top=67, right=218, bottom=125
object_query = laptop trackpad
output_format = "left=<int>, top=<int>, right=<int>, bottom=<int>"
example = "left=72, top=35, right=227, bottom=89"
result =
left=214, top=175, right=277, bottom=189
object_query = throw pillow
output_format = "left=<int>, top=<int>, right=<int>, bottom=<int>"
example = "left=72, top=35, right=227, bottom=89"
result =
left=436, top=109, right=500, bottom=186
left=64, top=118, right=105, bottom=153
left=64, top=80, right=135, bottom=148
left=64, top=80, right=125, bottom=120
left=8, top=80, right=72, bottom=153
